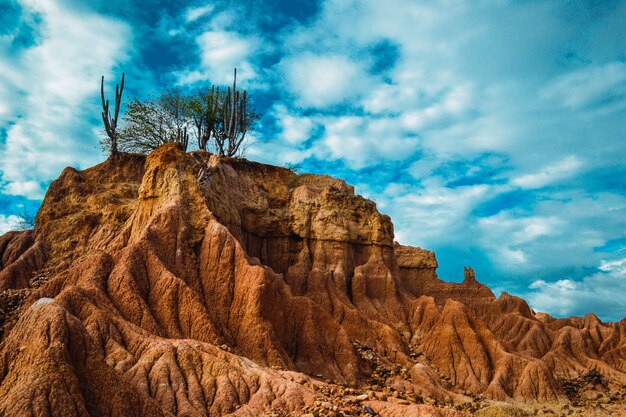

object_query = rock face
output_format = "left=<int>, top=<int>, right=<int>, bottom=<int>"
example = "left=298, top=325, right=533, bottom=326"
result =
left=0, top=143, right=624, bottom=417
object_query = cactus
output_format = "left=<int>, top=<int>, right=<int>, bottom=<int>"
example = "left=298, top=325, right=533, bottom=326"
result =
left=117, top=68, right=257, bottom=156
left=227, top=68, right=237, bottom=140
left=214, top=68, right=252, bottom=157
left=176, top=126, right=189, bottom=151
left=101, top=72, right=125, bottom=156
left=189, top=68, right=257, bottom=155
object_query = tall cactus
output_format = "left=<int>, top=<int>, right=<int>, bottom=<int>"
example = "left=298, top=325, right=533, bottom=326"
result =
left=219, top=68, right=250, bottom=157
left=227, top=68, right=237, bottom=141
left=101, top=72, right=125, bottom=156
left=189, top=68, right=256, bottom=156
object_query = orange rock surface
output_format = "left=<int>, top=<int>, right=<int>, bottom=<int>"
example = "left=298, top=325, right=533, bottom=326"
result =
left=0, top=144, right=624, bottom=416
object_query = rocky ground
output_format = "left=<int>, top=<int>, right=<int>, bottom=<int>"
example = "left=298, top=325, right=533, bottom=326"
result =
left=0, top=143, right=624, bottom=416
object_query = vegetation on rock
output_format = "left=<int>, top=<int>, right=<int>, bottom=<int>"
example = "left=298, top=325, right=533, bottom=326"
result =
left=100, top=72, right=125, bottom=157
left=116, top=88, right=191, bottom=153
left=101, top=68, right=259, bottom=157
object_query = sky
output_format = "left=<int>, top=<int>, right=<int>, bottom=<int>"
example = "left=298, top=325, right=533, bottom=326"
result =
left=0, top=0, right=625, bottom=321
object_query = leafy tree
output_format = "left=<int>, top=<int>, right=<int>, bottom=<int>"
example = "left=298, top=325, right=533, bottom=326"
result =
left=188, top=85, right=219, bottom=152
left=117, top=88, right=190, bottom=153
left=102, top=69, right=259, bottom=156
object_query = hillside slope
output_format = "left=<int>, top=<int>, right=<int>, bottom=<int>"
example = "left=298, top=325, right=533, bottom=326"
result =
left=0, top=143, right=624, bottom=417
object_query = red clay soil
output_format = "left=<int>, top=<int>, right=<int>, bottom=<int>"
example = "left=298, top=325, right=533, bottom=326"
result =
left=0, top=143, right=624, bottom=416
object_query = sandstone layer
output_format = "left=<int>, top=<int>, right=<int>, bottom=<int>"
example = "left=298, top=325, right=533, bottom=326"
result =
left=0, top=144, right=624, bottom=417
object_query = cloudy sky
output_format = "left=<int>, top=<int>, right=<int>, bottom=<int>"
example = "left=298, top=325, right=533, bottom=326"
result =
left=1, top=0, right=625, bottom=321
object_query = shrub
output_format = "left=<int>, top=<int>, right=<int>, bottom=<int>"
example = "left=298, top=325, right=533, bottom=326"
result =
left=102, top=69, right=259, bottom=157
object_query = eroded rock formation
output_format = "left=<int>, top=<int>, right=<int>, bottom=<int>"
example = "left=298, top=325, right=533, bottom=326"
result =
left=0, top=144, right=624, bottom=416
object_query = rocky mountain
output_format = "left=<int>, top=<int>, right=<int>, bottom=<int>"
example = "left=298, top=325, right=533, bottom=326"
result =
left=0, top=143, right=624, bottom=417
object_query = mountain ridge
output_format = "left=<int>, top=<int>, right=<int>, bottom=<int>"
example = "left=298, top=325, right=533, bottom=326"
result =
left=0, top=143, right=624, bottom=416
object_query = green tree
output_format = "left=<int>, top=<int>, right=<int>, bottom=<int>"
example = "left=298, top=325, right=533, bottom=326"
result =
left=104, top=68, right=259, bottom=156
left=188, top=85, right=219, bottom=151
left=117, top=88, right=190, bottom=153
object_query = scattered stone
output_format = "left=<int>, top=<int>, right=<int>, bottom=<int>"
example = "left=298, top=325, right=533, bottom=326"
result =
left=362, top=405, right=377, bottom=415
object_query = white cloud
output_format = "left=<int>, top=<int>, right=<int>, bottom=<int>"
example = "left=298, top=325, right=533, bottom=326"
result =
left=281, top=53, right=372, bottom=108
left=246, top=139, right=314, bottom=167
left=0, top=214, right=24, bottom=235
left=402, top=84, right=474, bottom=129
left=177, top=30, right=258, bottom=86
left=373, top=179, right=491, bottom=245
left=272, top=105, right=315, bottom=145
left=4, top=178, right=45, bottom=199
left=272, top=0, right=626, bottom=167
left=244, top=104, right=318, bottom=166
left=407, top=156, right=441, bottom=180
left=527, top=260, right=626, bottom=320
left=184, top=4, right=214, bottom=23
left=197, top=31, right=252, bottom=76
left=483, top=214, right=559, bottom=246
left=315, top=115, right=420, bottom=169
left=542, top=62, right=626, bottom=110
left=0, top=0, right=131, bottom=199
left=501, top=248, right=527, bottom=265
left=599, top=257, right=626, bottom=272
left=511, top=155, right=583, bottom=189
left=475, top=191, right=626, bottom=277
left=476, top=214, right=564, bottom=268
left=373, top=180, right=626, bottom=281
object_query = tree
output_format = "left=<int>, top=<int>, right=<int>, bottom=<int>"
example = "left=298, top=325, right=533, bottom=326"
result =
left=188, top=85, right=219, bottom=151
left=17, top=209, right=35, bottom=231
left=117, top=88, right=190, bottom=153
left=100, top=72, right=125, bottom=156
left=105, top=68, right=259, bottom=156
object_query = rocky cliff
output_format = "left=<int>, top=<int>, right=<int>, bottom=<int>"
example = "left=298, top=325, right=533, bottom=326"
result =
left=0, top=143, right=624, bottom=417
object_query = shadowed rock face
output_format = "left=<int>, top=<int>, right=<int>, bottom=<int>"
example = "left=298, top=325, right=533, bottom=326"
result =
left=0, top=143, right=624, bottom=417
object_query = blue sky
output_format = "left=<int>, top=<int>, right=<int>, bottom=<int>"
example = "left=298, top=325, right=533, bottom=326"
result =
left=1, top=0, right=625, bottom=321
